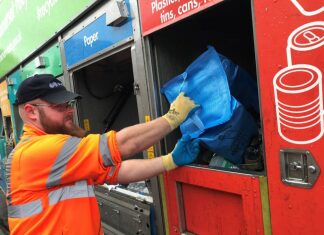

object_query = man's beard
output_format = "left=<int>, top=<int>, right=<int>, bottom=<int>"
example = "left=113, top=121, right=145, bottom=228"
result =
left=38, top=108, right=80, bottom=136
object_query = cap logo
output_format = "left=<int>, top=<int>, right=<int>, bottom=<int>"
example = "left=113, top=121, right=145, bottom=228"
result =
left=49, top=81, right=63, bottom=89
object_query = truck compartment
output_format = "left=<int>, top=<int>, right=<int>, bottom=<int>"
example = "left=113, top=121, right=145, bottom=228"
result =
left=71, top=48, right=155, bottom=234
left=149, top=0, right=263, bottom=173
left=73, top=49, right=139, bottom=135
left=145, top=1, right=267, bottom=232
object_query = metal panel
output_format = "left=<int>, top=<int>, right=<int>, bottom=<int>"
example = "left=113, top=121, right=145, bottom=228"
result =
left=253, top=0, right=324, bottom=234
left=61, top=1, right=166, bottom=234
left=95, top=187, right=151, bottom=235
left=63, top=0, right=133, bottom=69
left=142, top=2, right=261, bottom=233
left=130, top=1, right=166, bottom=234
left=164, top=167, right=264, bottom=234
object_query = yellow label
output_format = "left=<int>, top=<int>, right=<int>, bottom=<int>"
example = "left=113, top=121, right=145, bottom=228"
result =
left=145, top=115, right=155, bottom=159
left=0, top=80, right=11, bottom=116
left=83, top=119, right=90, bottom=132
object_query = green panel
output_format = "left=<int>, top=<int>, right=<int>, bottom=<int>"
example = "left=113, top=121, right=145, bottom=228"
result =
left=7, top=70, right=23, bottom=144
left=0, top=137, right=6, bottom=160
left=0, top=115, right=3, bottom=137
left=0, top=0, right=95, bottom=78
left=21, top=43, right=63, bottom=79
left=7, top=70, right=23, bottom=105
left=6, top=42, right=63, bottom=143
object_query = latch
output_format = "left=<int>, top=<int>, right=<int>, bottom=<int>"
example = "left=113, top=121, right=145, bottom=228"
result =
left=280, top=149, right=320, bottom=188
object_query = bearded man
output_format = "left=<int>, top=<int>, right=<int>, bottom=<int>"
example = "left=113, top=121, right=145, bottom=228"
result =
left=6, top=74, right=200, bottom=234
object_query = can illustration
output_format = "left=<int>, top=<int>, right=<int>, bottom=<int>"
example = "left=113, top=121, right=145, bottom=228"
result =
left=273, top=64, right=323, bottom=144
left=287, top=21, right=324, bottom=67
left=291, top=0, right=324, bottom=16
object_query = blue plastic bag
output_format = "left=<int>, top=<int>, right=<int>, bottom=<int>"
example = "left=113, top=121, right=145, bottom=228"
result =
left=200, top=102, right=258, bottom=164
left=161, top=46, right=259, bottom=164
left=161, top=46, right=236, bottom=138
left=219, top=54, right=259, bottom=114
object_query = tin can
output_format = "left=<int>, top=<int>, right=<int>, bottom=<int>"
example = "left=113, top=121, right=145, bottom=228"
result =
left=287, top=21, right=324, bottom=68
left=273, top=64, right=323, bottom=144
left=291, top=0, right=324, bottom=16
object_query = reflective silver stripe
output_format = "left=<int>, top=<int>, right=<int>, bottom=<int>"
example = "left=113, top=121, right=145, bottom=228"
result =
left=6, top=137, right=31, bottom=205
left=8, top=181, right=95, bottom=217
left=48, top=180, right=95, bottom=205
left=46, top=137, right=81, bottom=188
left=108, top=166, right=116, bottom=177
left=8, top=199, right=42, bottom=218
left=6, top=150, right=15, bottom=205
left=99, top=133, right=113, bottom=166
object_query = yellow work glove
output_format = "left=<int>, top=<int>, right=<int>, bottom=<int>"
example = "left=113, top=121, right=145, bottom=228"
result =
left=162, top=92, right=196, bottom=130
left=162, top=153, right=177, bottom=171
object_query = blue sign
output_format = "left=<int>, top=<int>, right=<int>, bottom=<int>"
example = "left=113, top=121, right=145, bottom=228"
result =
left=64, top=2, right=133, bottom=68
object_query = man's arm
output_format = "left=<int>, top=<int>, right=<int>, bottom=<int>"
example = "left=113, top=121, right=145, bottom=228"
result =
left=117, top=136, right=200, bottom=184
left=116, top=93, right=196, bottom=158
left=117, top=157, right=165, bottom=184
left=116, top=118, right=171, bottom=158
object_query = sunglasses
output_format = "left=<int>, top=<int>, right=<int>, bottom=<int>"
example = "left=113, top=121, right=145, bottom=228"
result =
left=30, top=100, right=77, bottom=111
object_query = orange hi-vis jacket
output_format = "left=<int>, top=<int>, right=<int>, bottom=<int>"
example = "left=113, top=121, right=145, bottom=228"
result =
left=6, top=124, right=122, bottom=234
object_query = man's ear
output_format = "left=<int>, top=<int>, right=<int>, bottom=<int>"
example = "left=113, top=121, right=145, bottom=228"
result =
left=23, top=104, right=38, bottom=120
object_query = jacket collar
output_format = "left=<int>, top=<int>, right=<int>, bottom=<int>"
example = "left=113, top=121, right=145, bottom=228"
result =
left=21, top=124, right=46, bottom=138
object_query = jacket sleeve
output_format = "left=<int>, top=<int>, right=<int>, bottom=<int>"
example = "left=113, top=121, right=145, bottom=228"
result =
left=19, top=131, right=122, bottom=190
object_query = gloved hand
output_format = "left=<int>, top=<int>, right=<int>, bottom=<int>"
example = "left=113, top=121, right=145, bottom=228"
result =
left=162, top=92, right=197, bottom=130
left=162, top=135, right=200, bottom=171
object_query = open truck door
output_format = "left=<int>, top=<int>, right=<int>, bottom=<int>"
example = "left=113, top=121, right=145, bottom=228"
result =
left=254, top=1, right=324, bottom=234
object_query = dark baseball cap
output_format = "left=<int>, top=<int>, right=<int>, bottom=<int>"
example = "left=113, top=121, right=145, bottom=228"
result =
left=14, top=74, right=81, bottom=105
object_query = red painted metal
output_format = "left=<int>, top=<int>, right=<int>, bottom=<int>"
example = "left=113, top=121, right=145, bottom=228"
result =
left=164, top=167, right=264, bottom=235
left=138, top=0, right=223, bottom=36
left=253, top=0, right=324, bottom=234
left=139, top=0, right=324, bottom=233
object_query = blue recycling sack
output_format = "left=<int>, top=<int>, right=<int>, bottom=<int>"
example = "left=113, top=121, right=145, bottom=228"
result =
left=161, top=46, right=236, bottom=138
left=200, top=102, right=258, bottom=164
left=219, top=54, right=260, bottom=114
left=161, top=46, right=259, bottom=164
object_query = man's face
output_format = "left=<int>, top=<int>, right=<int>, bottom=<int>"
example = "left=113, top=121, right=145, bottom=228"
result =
left=36, top=101, right=78, bottom=135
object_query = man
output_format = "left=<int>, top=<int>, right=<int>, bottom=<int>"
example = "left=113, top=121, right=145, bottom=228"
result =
left=6, top=74, right=200, bottom=234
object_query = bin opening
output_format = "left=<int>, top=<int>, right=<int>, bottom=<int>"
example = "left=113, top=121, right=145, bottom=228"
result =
left=72, top=48, right=142, bottom=160
left=149, top=0, right=264, bottom=173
